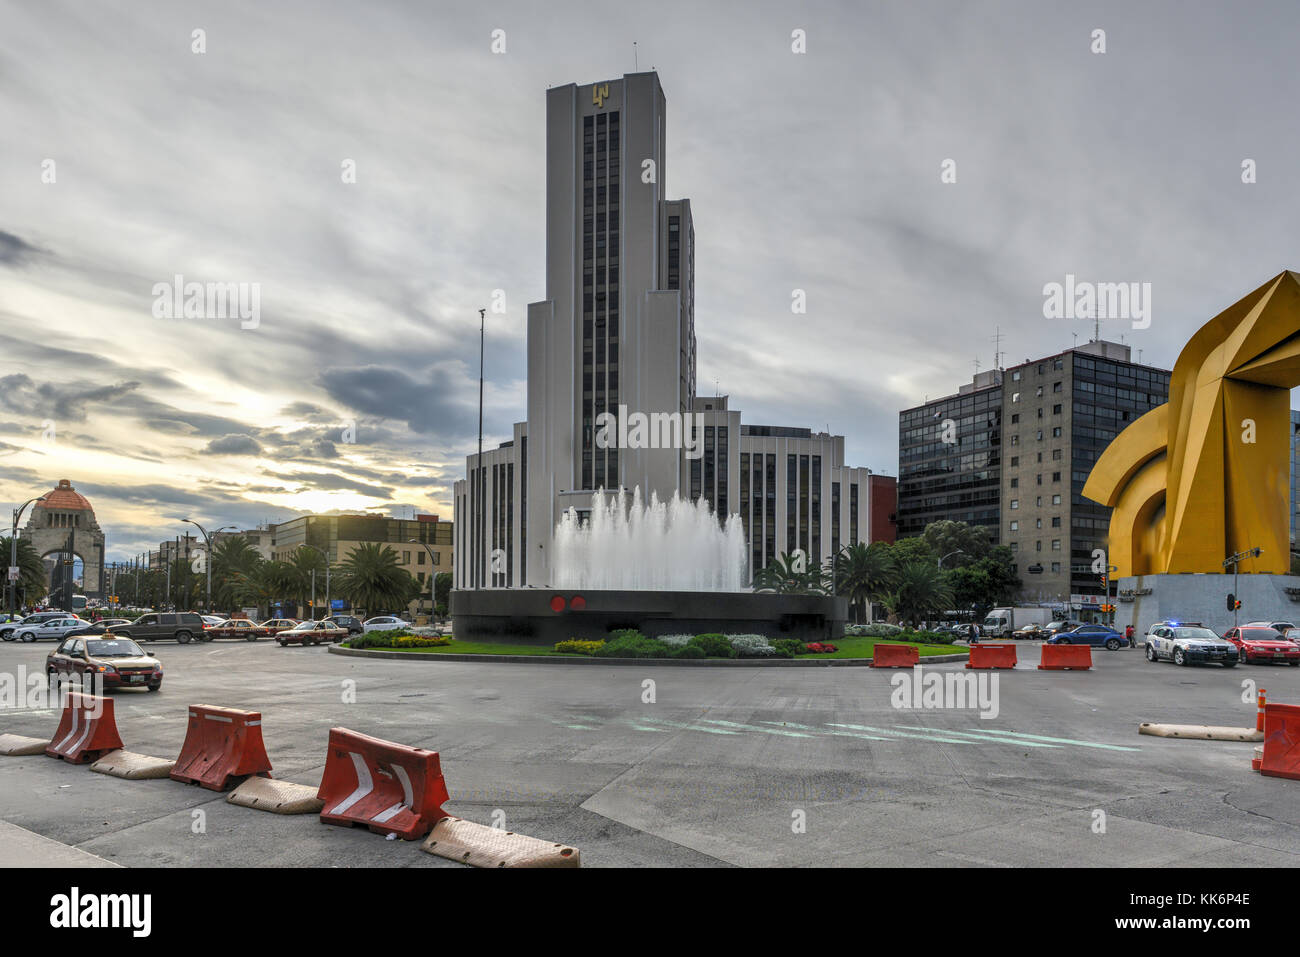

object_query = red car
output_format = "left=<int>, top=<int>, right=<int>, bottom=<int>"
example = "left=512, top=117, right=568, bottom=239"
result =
left=1223, top=625, right=1300, bottom=665
left=203, top=618, right=269, bottom=641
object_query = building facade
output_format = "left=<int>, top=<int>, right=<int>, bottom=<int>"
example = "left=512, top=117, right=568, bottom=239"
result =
left=898, top=340, right=1171, bottom=605
left=454, top=73, right=892, bottom=591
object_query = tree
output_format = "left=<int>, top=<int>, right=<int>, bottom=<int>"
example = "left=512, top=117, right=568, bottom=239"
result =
left=828, top=542, right=894, bottom=623
left=284, top=547, right=328, bottom=618
left=943, top=546, right=1022, bottom=621
left=434, top=572, right=452, bottom=619
left=882, top=560, right=954, bottom=628
left=752, top=551, right=826, bottom=595
left=921, top=520, right=991, bottom=567
left=233, top=561, right=294, bottom=619
left=335, top=543, right=418, bottom=616
left=0, top=536, right=47, bottom=611
left=211, top=536, right=262, bottom=611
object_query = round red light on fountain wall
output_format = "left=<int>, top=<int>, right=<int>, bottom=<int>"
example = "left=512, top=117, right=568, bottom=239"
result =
left=549, top=595, right=567, bottom=613
left=569, top=595, right=587, bottom=611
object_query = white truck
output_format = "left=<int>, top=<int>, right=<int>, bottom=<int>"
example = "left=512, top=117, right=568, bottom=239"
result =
left=981, top=606, right=1052, bottom=639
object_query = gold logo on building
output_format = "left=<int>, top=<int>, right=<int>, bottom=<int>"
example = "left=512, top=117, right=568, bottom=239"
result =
left=592, top=83, right=610, bottom=108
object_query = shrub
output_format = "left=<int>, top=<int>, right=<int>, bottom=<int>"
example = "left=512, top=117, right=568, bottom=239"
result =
left=671, top=644, right=706, bottom=660
left=805, top=642, right=838, bottom=654
left=555, top=639, right=605, bottom=655
left=594, top=634, right=673, bottom=659
left=690, top=634, right=736, bottom=658
left=346, top=628, right=413, bottom=648
left=727, top=634, right=775, bottom=657
left=655, top=634, right=694, bottom=647
left=846, top=623, right=903, bottom=638
left=772, top=638, right=805, bottom=658
left=607, top=628, right=646, bottom=643
left=902, top=630, right=957, bottom=645
left=392, top=634, right=452, bottom=648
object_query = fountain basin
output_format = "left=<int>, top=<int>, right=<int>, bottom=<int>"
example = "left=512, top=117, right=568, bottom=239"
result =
left=450, top=589, right=848, bottom=645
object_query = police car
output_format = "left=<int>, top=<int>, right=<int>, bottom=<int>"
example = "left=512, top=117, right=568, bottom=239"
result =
left=1144, top=621, right=1239, bottom=667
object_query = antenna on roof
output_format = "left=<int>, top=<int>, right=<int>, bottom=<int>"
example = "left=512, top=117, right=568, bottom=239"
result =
left=634, top=41, right=638, bottom=71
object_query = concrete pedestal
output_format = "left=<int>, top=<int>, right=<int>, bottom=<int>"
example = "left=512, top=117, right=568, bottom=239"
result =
left=1116, top=573, right=1300, bottom=635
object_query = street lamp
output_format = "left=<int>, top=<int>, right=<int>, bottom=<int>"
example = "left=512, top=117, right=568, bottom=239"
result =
left=938, top=550, right=964, bottom=570
left=298, top=544, right=330, bottom=620
left=408, top=539, right=438, bottom=621
left=182, top=520, right=235, bottom=614
left=8, top=495, right=47, bottom=615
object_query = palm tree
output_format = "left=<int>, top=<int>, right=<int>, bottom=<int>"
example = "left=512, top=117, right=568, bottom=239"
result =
left=335, top=543, right=418, bottom=617
left=829, top=542, right=894, bottom=624
left=0, top=536, right=47, bottom=611
left=752, top=551, right=827, bottom=595
left=211, top=536, right=262, bottom=610
left=233, top=561, right=294, bottom=619
left=883, top=560, right=954, bottom=628
left=284, top=547, right=328, bottom=617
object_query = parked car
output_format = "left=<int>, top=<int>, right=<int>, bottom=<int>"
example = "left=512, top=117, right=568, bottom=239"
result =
left=363, top=615, right=413, bottom=633
left=1244, top=620, right=1298, bottom=639
left=201, top=615, right=226, bottom=627
left=47, top=636, right=163, bottom=691
left=112, top=611, right=208, bottom=644
left=1223, top=625, right=1300, bottom=665
left=1, top=611, right=81, bottom=641
left=203, top=618, right=269, bottom=641
left=324, top=614, right=364, bottom=635
left=1013, top=623, right=1049, bottom=640
left=277, top=619, right=347, bottom=646
left=1048, top=624, right=1126, bottom=650
left=1145, top=623, right=1239, bottom=667
left=259, top=618, right=300, bottom=635
left=11, top=617, right=87, bottom=643
left=1043, top=620, right=1081, bottom=636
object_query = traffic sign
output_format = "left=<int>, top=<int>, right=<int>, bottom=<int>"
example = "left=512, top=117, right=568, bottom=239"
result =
left=6, top=566, right=18, bottom=582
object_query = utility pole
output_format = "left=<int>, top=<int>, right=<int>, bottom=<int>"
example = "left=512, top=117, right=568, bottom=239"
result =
left=9, top=494, right=47, bottom=615
left=183, top=520, right=235, bottom=614
left=1224, top=547, right=1262, bottom=628
left=476, top=306, right=485, bottom=591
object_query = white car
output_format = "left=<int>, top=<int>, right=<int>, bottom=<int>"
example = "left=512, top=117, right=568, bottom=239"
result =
left=13, top=618, right=86, bottom=643
left=201, top=615, right=226, bottom=626
left=362, top=615, right=409, bottom=633
left=1145, top=623, right=1239, bottom=667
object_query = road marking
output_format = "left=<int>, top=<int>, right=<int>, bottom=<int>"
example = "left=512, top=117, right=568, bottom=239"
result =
left=959, top=728, right=1140, bottom=752
left=698, top=718, right=811, bottom=738
left=761, top=720, right=890, bottom=741
left=892, top=725, right=1061, bottom=748
left=829, top=723, right=976, bottom=745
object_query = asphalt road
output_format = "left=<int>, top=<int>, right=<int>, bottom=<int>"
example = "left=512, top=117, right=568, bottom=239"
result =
left=2, top=636, right=1299, bottom=867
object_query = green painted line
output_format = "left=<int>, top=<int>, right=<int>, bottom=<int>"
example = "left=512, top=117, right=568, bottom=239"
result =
left=633, top=715, right=741, bottom=735
left=892, top=726, right=1061, bottom=748
left=698, top=718, right=811, bottom=738
left=828, top=723, right=975, bottom=745
left=564, top=724, right=597, bottom=730
left=962, top=728, right=1140, bottom=752
left=627, top=723, right=670, bottom=733
left=760, top=720, right=890, bottom=741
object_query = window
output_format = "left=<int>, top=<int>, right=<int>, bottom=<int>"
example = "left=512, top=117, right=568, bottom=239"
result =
left=1036, top=474, right=1043, bottom=485
left=1036, top=386, right=1044, bottom=397
left=1010, top=435, right=1019, bottom=445
left=1036, top=518, right=1042, bottom=528
left=1010, top=521, right=1019, bottom=531
left=1052, top=427, right=1062, bottom=438
left=1010, top=477, right=1019, bottom=488
left=1036, top=540, right=1043, bottom=551
left=1010, top=456, right=1019, bottom=466
left=1012, top=370, right=1022, bottom=381
left=1052, top=449, right=1062, bottom=460
left=1053, top=404, right=1062, bottom=415
left=1053, top=381, right=1063, bottom=393
left=1051, top=516, right=1061, bottom=527
left=1052, top=494, right=1062, bottom=505
left=1051, top=562, right=1061, bottom=573
left=1011, top=413, right=1019, bottom=424
left=1052, top=539, right=1062, bottom=550
left=1012, top=392, right=1021, bottom=403
left=1052, top=471, right=1061, bottom=482
left=1010, top=499, right=1019, bottom=509
left=1036, top=430, right=1043, bottom=441
left=1036, top=496, right=1043, bottom=506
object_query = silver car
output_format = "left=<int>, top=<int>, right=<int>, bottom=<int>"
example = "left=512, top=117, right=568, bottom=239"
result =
left=12, top=617, right=86, bottom=643
left=1145, top=624, right=1239, bottom=667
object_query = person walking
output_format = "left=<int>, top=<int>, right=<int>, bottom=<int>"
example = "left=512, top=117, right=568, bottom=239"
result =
left=1125, top=624, right=1135, bottom=648
left=967, top=621, right=978, bottom=644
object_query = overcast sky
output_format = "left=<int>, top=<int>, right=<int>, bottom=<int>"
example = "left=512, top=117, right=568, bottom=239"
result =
left=3, top=0, right=1300, bottom=562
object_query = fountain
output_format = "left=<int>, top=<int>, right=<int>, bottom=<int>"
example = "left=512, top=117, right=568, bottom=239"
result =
left=552, top=488, right=748, bottom=592
left=451, top=488, right=847, bottom=644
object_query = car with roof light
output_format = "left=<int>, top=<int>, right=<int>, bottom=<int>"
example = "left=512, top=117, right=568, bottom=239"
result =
left=277, top=619, right=347, bottom=646
left=47, top=635, right=163, bottom=691
left=202, top=618, right=269, bottom=641
left=1144, top=622, right=1239, bottom=667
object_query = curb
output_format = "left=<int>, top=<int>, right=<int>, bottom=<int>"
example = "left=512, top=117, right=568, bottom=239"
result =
left=327, top=645, right=971, bottom=667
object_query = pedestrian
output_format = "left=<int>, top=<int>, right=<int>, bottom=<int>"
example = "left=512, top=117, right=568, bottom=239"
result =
left=1125, top=624, right=1135, bottom=648
left=967, top=622, right=978, bottom=643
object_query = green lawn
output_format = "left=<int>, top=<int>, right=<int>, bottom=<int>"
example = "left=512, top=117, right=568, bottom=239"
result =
left=344, top=635, right=966, bottom=660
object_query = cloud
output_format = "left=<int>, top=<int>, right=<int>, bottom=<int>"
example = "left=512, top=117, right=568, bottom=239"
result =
left=205, top=434, right=263, bottom=455
left=0, top=230, right=43, bottom=265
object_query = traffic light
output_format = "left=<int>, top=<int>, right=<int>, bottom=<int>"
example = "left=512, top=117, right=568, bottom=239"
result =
left=1227, top=594, right=1241, bottom=611
left=1235, top=599, right=1242, bottom=610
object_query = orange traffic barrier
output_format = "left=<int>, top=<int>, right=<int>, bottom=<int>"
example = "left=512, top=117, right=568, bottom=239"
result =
left=46, top=693, right=123, bottom=764
left=1257, top=689, right=1268, bottom=732
left=1038, top=643, right=1093, bottom=671
left=1259, top=702, right=1300, bottom=781
left=317, top=727, right=450, bottom=840
left=871, top=644, right=919, bottom=668
left=170, top=704, right=273, bottom=791
left=967, top=643, right=1017, bottom=670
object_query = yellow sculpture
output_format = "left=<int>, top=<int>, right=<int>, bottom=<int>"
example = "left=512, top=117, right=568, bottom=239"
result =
left=1083, top=270, right=1300, bottom=577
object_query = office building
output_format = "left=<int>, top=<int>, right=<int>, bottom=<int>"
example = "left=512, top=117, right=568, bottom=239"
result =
left=453, top=73, right=893, bottom=590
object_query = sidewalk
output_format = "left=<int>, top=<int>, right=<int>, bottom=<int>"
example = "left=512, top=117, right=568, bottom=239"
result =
left=0, top=819, right=120, bottom=868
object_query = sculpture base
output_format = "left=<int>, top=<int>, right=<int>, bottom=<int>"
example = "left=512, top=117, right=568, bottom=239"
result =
left=450, top=589, right=848, bottom=645
left=1117, top=573, right=1300, bottom=635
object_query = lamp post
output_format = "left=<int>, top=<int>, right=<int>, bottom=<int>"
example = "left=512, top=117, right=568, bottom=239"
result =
left=938, top=550, right=964, bottom=570
left=408, top=539, right=438, bottom=621
left=9, top=495, right=46, bottom=615
left=475, top=306, right=485, bottom=590
left=298, top=544, right=330, bottom=620
left=182, top=520, right=235, bottom=614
